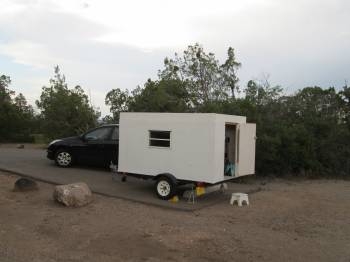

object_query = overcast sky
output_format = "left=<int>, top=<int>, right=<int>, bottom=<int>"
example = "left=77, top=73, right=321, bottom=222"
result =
left=0, top=0, right=349, bottom=116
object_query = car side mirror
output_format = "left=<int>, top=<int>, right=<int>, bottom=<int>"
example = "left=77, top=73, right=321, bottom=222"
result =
left=85, top=136, right=97, bottom=141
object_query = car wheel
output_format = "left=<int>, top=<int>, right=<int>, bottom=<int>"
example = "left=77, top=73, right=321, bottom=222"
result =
left=55, top=149, right=73, bottom=167
left=155, top=176, right=177, bottom=200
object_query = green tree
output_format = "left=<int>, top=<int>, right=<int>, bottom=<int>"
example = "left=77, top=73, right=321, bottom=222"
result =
left=14, top=93, right=34, bottom=114
left=286, top=87, right=349, bottom=176
left=105, top=88, right=130, bottom=121
left=159, top=43, right=240, bottom=106
left=248, top=86, right=350, bottom=177
left=0, top=75, right=13, bottom=103
left=245, top=79, right=282, bottom=106
left=339, top=83, right=350, bottom=127
left=0, top=74, right=15, bottom=141
left=103, top=79, right=190, bottom=121
left=0, top=75, right=35, bottom=142
left=129, top=79, right=190, bottom=112
left=220, top=47, right=242, bottom=98
left=36, top=66, right=100, bottom=139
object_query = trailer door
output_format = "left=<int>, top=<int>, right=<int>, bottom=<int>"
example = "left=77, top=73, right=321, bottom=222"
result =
left=236, top=123, right=256, bottom=176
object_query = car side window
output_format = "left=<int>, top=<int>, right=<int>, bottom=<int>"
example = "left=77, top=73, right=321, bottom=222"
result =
left=85, top=127, right=113, bottom=141
left=111, top=127, right=119, bottom=140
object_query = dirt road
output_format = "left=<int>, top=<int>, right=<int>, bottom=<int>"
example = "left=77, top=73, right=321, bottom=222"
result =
left=1, top=172, right=349, bottom=262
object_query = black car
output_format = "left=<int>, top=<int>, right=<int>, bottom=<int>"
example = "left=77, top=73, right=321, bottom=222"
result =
left=47, top=124, right=119, bottom=167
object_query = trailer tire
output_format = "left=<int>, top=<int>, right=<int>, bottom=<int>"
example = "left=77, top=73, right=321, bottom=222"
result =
left=155, top=176, right=177, bottom=200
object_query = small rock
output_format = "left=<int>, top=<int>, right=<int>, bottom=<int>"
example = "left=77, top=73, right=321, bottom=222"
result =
left=17, top=144, right=24, bottom=149
left=53, top=182, right=92, bottom=207
left=13, top=178, right=38, bottom=192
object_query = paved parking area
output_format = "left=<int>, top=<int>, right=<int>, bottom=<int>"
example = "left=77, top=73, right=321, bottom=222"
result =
left=0, top=148, right=259, bottom=210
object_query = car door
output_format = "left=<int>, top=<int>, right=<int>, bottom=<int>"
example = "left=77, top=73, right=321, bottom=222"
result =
left=103, top=126, right=119, bottom=166
left=79, top=126, right=114, bottom=166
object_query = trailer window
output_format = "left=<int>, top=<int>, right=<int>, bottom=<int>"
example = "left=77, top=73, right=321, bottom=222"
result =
left=149, top=130, right=171, bottom=148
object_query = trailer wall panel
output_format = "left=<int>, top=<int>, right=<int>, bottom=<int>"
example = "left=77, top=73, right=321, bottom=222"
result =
left=118, top=113, right=252, bottom=184
left=118, top=113, right=219, bottom=183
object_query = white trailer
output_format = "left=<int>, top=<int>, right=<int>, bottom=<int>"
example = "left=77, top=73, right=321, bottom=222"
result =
left=118, top=112, right=256, bottom=199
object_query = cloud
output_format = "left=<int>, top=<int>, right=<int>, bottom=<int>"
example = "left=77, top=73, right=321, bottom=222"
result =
left=29, top=0, right=266, bottom=50
left=0, top=0, right=349, bottom=116
left=0, top=41, right=62, bottom=68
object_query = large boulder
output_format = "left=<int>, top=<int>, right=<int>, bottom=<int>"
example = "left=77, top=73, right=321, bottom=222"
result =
left=53, top=182, right=92, bottom=207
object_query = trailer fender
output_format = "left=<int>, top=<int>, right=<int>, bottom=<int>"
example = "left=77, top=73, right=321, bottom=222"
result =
left=153, top=173, right=178, bottom=185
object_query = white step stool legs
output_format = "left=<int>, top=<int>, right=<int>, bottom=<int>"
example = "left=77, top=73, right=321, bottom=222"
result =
left=230, top=193, right=249, bottom=206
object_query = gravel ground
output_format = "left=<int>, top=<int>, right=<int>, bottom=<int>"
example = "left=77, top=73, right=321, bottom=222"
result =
left=1, top=171, right=349, bottom=262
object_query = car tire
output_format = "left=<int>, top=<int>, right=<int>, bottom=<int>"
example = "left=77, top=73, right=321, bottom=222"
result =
left=55, top=149, right=73, bottom=167
left=155, top=176, right=177, bottom=200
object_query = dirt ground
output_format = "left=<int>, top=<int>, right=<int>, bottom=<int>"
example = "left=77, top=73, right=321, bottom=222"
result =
left=0, top=172, right=349, bottom=262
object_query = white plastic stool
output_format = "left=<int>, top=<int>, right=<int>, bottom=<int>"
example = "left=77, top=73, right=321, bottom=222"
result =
left=230, top=193, right=249, bottom=206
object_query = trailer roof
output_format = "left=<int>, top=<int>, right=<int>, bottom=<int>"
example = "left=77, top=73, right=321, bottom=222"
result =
left=120, top=112, right=247, bottom=124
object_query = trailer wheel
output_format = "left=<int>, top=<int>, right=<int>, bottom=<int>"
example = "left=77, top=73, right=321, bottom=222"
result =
left=155, top=176, right=176, bottom=200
